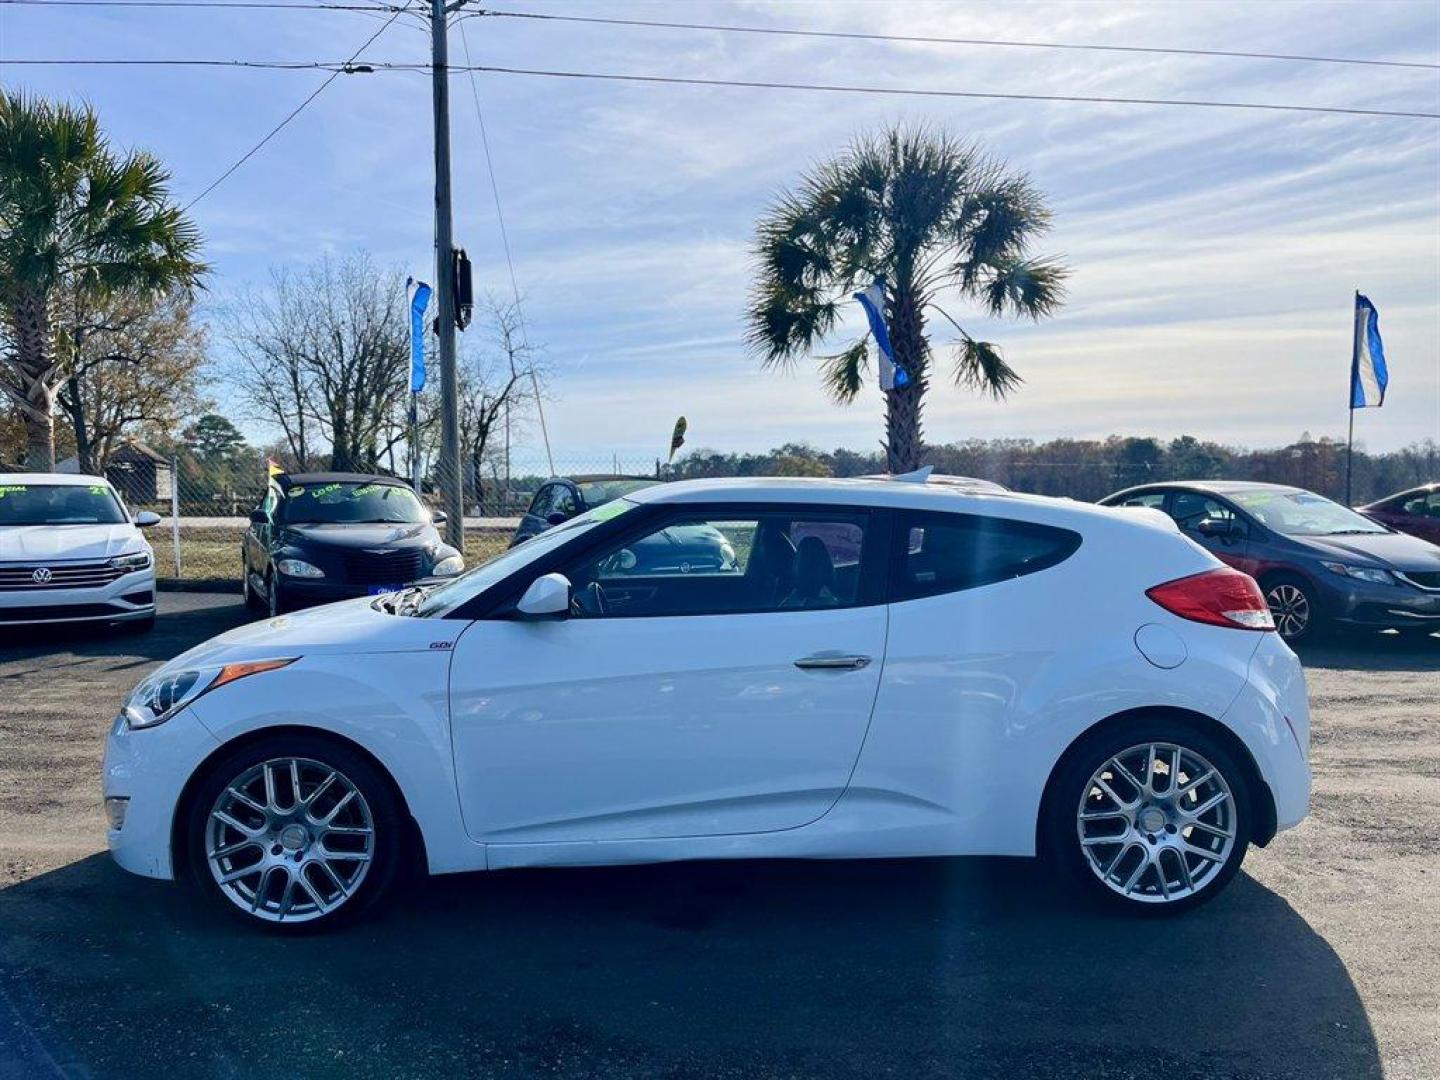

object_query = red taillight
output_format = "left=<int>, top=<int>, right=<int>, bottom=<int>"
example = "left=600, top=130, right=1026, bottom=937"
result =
left=1146, top=568, right=1275, bottom=631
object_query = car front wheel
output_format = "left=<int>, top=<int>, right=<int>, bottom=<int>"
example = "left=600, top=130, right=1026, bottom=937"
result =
left=185, top=736, right=405, bottom=930
left=1046, top=721, right=1252, bottom=913
left=1263, top=576, right=1318, bottom=643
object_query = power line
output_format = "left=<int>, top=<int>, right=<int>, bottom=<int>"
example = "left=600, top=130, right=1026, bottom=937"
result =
left=456, top=17, right=553, bottom=474
left=0, top=0, right=401, bottom=9
left=8, top=55, right=1434, bottom=120
left=183, top=1, right=411, bottom=208
left=455, top=64, right=1440, bottom=121
left=472, top=7, right=1440, bottom=72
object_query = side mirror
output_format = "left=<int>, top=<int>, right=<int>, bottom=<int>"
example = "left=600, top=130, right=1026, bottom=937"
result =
left=546, top=511, right=569, bottom=527
left=1196, top=517, right=1240, bottom=539
left=249, top=509, right=268, bottom=525
left=516, top=572, right=571, bottom=618
left=133, top=510, right=161, bottom=528
left=432, top=510, right=447, bottom=525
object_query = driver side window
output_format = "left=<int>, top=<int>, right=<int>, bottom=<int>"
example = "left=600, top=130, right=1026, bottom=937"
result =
left=564, top=511, right=870, bottom=618
left=1170, top=493, right=1240, bottom=536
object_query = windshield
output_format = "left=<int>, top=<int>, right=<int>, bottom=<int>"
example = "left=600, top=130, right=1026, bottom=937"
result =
left=1231, top=489, right=1388, bottom=536
left=281, top=481, right=427, bottom=525
left=0, top=483, right=127, bottom=526
left=415, top=499, right=639, bottom=617
left=577, top=479, right=657, bottom=506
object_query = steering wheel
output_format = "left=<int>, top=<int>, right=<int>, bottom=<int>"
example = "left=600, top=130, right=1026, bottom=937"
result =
left=570, top=581, right=607, bottom=616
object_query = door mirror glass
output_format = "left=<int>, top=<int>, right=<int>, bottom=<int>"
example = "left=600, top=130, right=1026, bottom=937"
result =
left=546, top=511, right=569, bottom=526
left=431, top=510, right=447, bottom=525
left=133, top=510, right=162, bottom=527
left=517, top=572, right=571, bottom=617
left=1196, top=516, right=1240, bottom=539
left=248, top=509, right=268, bottom=525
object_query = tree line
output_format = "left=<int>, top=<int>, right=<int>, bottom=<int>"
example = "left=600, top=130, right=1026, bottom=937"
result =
left=664, top=436, right=1440, bottom=506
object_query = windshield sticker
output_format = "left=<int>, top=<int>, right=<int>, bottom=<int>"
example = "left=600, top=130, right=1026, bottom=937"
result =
left=88, top=485, right=107, bottom=496
left=0, top=486, right=27, bottom=498
left=1232, top=492, right=1276, bottom=508
left=589, top=500, right=634, bottom=522
left=288, top=486, right=305, bottom=497
left=352, top=484, right=385, bottom=497
left=309, top=483, right=343, bottom=499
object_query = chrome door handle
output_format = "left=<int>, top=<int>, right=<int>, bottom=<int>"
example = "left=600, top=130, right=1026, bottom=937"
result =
left=794, top=654, right=871, bottom=671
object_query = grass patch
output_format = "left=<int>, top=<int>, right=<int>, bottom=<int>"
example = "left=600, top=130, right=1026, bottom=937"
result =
left=154, top=526, right=513, bottom=581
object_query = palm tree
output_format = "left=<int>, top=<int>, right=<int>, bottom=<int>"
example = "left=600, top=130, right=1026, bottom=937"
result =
left=747, top=126, right=1067, bottom=472
left=0, top=91, right=206, bottom=469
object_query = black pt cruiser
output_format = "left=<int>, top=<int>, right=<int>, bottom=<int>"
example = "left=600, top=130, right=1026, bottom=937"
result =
left=242, top=472, right=464, bottom=615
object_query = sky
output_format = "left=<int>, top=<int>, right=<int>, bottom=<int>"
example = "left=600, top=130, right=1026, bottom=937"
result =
left=2, top=0, right=1438, bottom=469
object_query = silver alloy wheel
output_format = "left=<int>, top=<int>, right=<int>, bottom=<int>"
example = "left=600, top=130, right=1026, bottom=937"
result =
left=1076, top=741, right=1237, bottom=904
left=205, top=757, right=375, bottom=923
left=1265, top=583, right=1310, bottom=639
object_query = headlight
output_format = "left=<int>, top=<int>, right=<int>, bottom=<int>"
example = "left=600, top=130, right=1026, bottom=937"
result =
left=110, top=550, right=152, bottom=571
left=276, top=558, right=324, bottom=578
left=432, top=554, right=465, bottom=576
left=122, top=658, right=296, bottom=730
left=1321, top=561, right=1395, bottom=586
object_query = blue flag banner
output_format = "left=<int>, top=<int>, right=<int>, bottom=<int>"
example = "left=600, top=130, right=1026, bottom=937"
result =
left=407, top=277, right=432, bottom=394
left=1350, top=292, right=1388, bottom=409
left=854, top=277, right=910, bottom=391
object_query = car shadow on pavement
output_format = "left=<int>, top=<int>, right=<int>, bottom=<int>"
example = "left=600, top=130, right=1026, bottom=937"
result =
left=0, top=854, right=1379, bottom=1080
left=1293, top=629, right=1440, bottom=673
left=0, top=597, right=253, bottom=666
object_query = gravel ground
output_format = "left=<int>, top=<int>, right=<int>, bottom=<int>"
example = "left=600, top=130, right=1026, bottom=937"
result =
left=0, top=594, right=1436, bottom=1080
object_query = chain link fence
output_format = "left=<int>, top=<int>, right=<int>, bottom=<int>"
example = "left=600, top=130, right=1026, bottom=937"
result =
left=36, top=439, right=1438, bottom=584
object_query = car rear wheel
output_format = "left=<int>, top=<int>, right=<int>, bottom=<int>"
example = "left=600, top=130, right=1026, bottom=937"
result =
left=1045, top=720, right=1252, bottom=914
left=185, top=735, right=405, bottom=931
left=1263, top=576, right=1318, bottom=643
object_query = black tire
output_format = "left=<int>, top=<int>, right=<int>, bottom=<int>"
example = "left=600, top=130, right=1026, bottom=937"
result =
left=1043, top=717, right=1254, bottom=915
left=1261, top=573, right=1321, bottom=644
left=242, top=564, right=265, bottom=612
left=183, top=733, right=406, bottom=932
left=266, top=573, right=287, bottom=617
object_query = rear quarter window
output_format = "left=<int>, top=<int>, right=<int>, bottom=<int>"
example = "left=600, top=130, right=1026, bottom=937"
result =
left=891, top=511, right=1082, bottom=601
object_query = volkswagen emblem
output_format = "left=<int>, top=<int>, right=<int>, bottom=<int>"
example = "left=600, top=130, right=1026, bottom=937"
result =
left=31, top=567, right=52, bottom=584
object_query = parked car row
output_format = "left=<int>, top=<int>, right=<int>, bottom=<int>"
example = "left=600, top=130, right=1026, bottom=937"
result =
left=3, top=469, right=1437, bottom=643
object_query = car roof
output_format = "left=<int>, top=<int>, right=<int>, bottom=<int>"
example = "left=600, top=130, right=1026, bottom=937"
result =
left=0, top=472, right=115, bottom=487
left=620, top=475, right=1174, bottom=536
left=1109, top=480, right=1304, bottom=499
left=278, top=472, right=409, bottom=488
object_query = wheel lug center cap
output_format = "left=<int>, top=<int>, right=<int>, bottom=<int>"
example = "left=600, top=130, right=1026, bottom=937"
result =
left=1137, top=806, right=1166, bottom=834
left=278, top=824, right=309, bottom=852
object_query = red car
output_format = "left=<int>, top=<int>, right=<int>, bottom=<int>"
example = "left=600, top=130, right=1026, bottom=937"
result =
left=1361, top=483, right=1440, bottom=545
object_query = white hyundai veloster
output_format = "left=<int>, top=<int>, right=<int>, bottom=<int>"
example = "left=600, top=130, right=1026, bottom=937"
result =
left=104, top=475, right=1311, bottom=930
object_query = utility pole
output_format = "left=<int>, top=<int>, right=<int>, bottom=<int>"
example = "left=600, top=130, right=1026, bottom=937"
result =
left=431, top=0, right=464, bottom=548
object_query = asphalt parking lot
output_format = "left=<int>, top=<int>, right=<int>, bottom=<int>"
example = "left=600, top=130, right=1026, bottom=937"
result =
left=0, top=593, right=1436, bottom=1080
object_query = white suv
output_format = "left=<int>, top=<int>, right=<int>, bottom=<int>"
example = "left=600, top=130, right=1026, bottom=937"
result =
left=104, top=475, right=1311, bottom=929
left=0, top=473, right=159, bottom=631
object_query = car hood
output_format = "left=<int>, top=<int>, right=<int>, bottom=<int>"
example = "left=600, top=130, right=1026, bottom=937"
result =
left=0, top=523, right=143, bottom=562
left=1297, top=530, right=1440, bottom=571
left=165, top=596, right=458, bottom=672
left=280, top=522, right=438, bottom=550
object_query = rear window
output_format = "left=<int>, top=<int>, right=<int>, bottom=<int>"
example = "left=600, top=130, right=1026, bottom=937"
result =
left=891, top=511, right=1081, bottom=601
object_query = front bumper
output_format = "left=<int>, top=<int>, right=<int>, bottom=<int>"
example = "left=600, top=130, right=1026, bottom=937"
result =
left=0, top=567, right=155, bottom=626
left=103, top=706, right=220, bottom=880
left=1315, top=573, right=1440, bottom=630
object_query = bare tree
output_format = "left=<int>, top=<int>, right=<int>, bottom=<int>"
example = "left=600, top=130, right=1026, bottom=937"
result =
left=53, top=288, right=207, bottom=472
left=225, top=253, right=410, bottom=473
left=457, top=295, right=545, bottom=506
